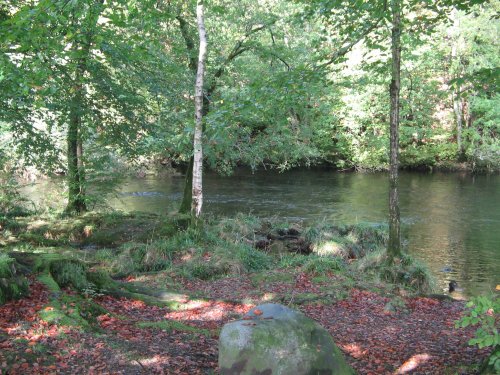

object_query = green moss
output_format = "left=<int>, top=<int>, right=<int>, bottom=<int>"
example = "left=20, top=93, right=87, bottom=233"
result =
left=37, top=273, right=61, bottom=292
left=0, top=276, right=29, bottom=304
left=49, top=259, right=90, bottom=291
left=38, top=293, right=107, bottom=331
left=0, top=253, right=15, bottom=278
left=136, top=320, right=214, bottom=337
left=36, top=274, right=108, bottom=331
left=0, top=254, right=29, bottom=305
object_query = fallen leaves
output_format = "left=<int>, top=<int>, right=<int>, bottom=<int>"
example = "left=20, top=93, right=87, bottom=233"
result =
left=0, top=275, right=491, bottom=375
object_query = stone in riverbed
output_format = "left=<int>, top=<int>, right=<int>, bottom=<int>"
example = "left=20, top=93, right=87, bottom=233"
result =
left=219, top=303, right=355, bottom=375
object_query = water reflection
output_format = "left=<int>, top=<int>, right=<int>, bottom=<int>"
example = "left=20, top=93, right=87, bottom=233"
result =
left=21, top=170, right=500, bottom=297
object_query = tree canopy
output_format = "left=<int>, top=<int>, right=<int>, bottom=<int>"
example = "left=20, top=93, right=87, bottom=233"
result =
left=1, top=0, right=498, bottom=211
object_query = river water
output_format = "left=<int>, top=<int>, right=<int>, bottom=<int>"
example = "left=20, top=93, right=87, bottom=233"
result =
left=24, top=170, right=500, bottom=297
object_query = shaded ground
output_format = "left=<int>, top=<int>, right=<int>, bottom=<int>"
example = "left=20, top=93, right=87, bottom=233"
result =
left=0, top=272, right=490, bottom=375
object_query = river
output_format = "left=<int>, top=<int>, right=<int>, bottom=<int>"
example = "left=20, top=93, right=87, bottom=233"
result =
left=23, top=169, right=500, bottom=297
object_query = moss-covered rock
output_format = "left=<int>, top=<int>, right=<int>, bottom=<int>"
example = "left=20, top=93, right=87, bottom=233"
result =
left=219, top=303, right=355, bottom=375
left=49, top=259, right=90, bottom=291
left=0, top=254, right=29, bottom=304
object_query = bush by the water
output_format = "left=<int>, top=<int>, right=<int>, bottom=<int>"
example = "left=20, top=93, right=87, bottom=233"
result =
left=305, top=223, right=388, bottom=259
left=356, top=250, right=435, bottom=294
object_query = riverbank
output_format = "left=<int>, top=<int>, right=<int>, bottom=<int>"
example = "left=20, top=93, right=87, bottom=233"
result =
left=0, top=212, right=494, bottom=374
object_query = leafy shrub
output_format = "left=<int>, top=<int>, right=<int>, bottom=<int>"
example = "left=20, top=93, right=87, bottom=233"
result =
left=456, top=295, right=499, bottom=373
left=381, top=255, right=434, bottom=294
left=0, top=176, right=31, bottom=218
left=355, top=250, right=434, bottom=294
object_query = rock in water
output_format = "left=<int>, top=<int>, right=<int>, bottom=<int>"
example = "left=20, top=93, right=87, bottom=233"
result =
left=219, top=303, right=354, bottom=375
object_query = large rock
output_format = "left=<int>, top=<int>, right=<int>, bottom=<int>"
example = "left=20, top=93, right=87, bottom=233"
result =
left=219, top=303, right=354, bottom=375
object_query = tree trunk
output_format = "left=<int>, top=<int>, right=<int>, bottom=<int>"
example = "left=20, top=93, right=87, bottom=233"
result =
left=66, top=68, right=87, bottom=214
left=451, top=10, right=465, bottom=160
left=179, top=157, right=193, bottom=214
left=191, top=0, right=207, bottom=218
left=179, top=96, right=210, bottom=214
left=388, top=0, right=401, bottom=259
left=176, top=15, right=266, bottom=214
left=65, top=4, right=102, bottom=214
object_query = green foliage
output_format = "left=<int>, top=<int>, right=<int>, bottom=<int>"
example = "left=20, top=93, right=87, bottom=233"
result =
left=466, top=94, right=500, bottom=171
left=37, top=273, right=108, bottom=331
left=0, top=253, right=15, bottom=279
left=356, top=250, right=435, bottom=294
left=236, top=245, right=273, bottom=272
left=181, top=261, right=230, bottom=280
left=0, top=254, right=29, bottom=304
left=456, top=295, right=500, bottom=372
left=278, top=253, right=310, bottom=269
left=306, top=223, right=387, bottom=259
left=302, top=255, right=345, bottom=275
left=0, top=175, right=31, bottom=218
left=49, top=259, right=90, bottom=292
left=0, top=0, right=498, bottom=196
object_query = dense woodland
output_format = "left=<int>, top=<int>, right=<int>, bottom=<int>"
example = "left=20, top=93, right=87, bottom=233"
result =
left=0, top=0, right=499, bottom=374
left=1, top=1, right=499, bottom=193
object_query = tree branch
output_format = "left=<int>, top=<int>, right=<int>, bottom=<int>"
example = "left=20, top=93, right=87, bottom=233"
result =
left=176, top=15, right=197, bottom=73
left=317, top=17, right=384, bottom=69
left=206, top=23, right=271, bottom=96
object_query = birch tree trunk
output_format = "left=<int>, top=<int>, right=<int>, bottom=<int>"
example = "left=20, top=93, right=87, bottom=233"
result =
left=191, top=0, right=207, bottom=218
left=388, top=0, right=401, bottom=259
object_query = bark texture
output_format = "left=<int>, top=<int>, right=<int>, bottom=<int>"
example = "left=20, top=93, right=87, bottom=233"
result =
left=65, top=3, right=103, bottom=214
left=177, top=15, right=267, bottom=214
left=191, top=0, right=207, bottom=218
left=388, top=0, right=401, bottom=258
left=451, top=10, right=465, bottom=160
left=66, top=54, right=87, bottom=214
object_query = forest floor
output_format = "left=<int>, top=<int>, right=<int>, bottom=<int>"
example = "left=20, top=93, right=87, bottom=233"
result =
left=0, top=272, right=490, bottom=375
left=0, top=212, right=493, bottom=374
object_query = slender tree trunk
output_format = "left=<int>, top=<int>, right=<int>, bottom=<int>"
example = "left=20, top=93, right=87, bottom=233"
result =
left=179, top=157, right=193, bottom=214
left=66, top=64, right=87, bottom=214
left=191, top=0, right=207, bottom=218
left=179, top=96, right=210, bottom=214
left=388, top=0, right=401, bottom=259
left=451, top=10, right=465, bottom=160
left=65, top=3, right=102, bottom=214
left=177, top=15, right=266, bottom=214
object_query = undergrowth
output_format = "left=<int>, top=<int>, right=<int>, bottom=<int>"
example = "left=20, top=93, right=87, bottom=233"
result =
left=3, top=212, right=435, bottom=297
left=355, top=250, right=435, bottom=294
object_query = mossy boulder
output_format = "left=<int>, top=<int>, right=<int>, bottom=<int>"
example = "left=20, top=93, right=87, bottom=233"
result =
left=219, top=303, right=354, bottom=375
left=0, top=254, right=29, bottom=305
